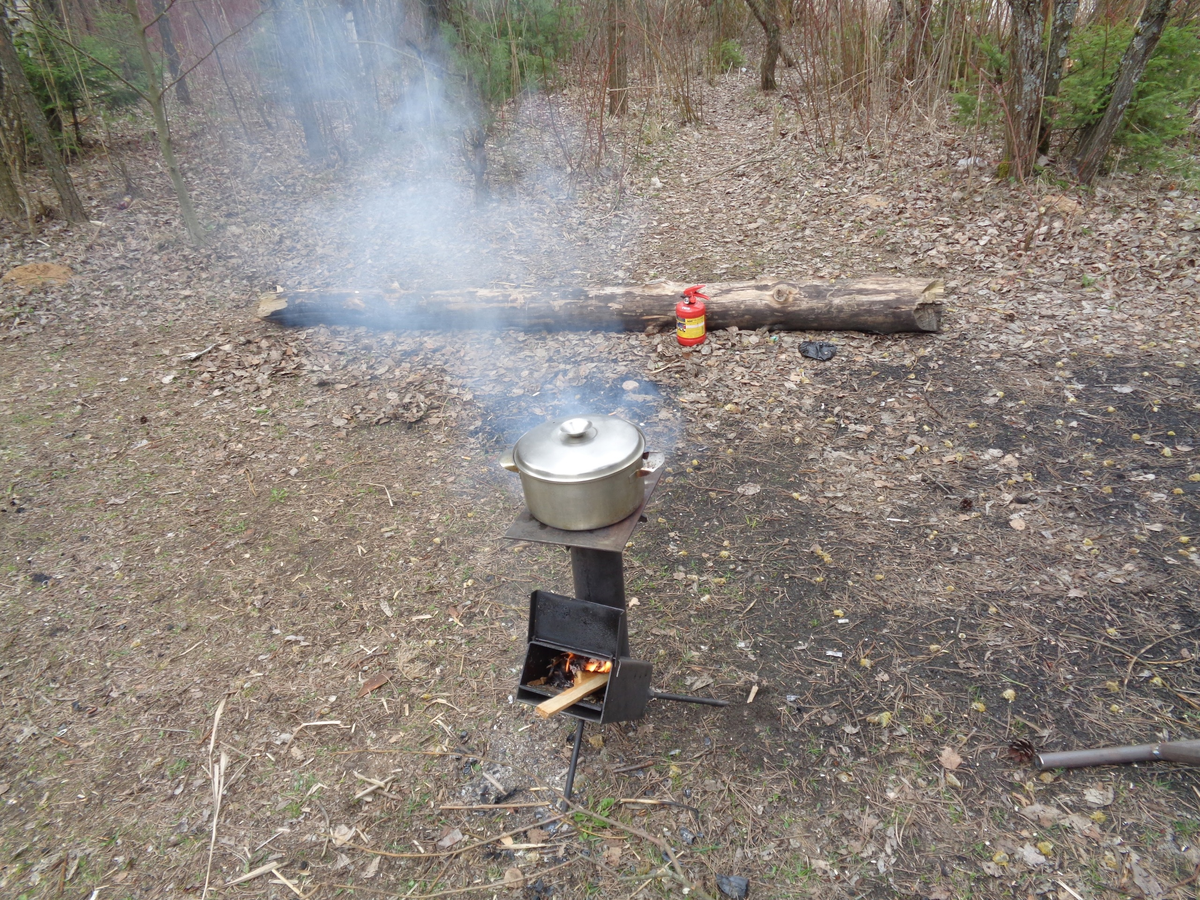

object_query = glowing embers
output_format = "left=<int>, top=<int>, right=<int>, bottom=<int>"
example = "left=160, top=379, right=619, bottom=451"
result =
left=527, top=652, right=615, bottom=691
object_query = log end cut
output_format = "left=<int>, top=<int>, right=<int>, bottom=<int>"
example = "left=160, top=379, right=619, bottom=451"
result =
left=257, top=292, right=288, bottom=319
left=913, top=280, right=945, bottom=333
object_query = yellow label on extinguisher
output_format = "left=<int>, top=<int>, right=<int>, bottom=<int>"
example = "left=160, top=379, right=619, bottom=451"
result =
left=677, top=315, right=705, bottom=340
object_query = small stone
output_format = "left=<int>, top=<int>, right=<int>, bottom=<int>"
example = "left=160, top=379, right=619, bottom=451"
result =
left=716, top=873, right=750, bottom=898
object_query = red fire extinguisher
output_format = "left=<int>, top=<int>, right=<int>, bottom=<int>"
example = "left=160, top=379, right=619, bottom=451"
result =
left=676, top=284, right=708, bottom=347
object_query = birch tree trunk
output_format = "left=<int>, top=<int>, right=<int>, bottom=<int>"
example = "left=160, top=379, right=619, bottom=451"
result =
left=1070, top=0, right=1171, bottom=185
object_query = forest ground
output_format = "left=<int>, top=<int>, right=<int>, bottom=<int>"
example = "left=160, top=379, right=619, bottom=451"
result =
left=1, top=72, right=1199, bottom=900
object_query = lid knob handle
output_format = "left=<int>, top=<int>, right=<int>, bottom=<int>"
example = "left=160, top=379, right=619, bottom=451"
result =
left=560, top=417, right=592, bottom=439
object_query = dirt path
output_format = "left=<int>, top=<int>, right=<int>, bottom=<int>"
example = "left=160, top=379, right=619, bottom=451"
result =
left=1, top=75, right=1198, bottom=899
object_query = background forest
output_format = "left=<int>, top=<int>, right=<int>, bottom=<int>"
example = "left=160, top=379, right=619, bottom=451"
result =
left=0, top=0, right=1198, bottom=238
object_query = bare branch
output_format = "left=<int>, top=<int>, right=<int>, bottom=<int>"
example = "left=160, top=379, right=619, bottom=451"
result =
left=163, top=5, right=270, bottom=91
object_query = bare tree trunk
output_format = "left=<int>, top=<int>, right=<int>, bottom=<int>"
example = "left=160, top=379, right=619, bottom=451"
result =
left=885, top=0, right=907, bottom=47
left=743, top=0, right=781, bottom=90
left=462, top=124, right=488, bottom=203
left=607, top=0, right=627, bottom=115
left=127, top=0, right=203, bottom=244
left=0, top=16, right=86, bottom=223
left=1038, top=0, right=1079, bottom=155
left=192, top=5, right=251, bottom=140
left=276, top=0, right=327, bottom=162
left=902, top=0, right=933, bottom=82
left=0, top=153, right=25, bottom=225
left=1001, top=0, right=1045, bottom=179
left=346, top=0, right=380, bottom=117
left=1070, top=0, right=1171, bottom=185
left=0, top=63, right=23, bottom=223
left=151, top=0, right=191, bottom=105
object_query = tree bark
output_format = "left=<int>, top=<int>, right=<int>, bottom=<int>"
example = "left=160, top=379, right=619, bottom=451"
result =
left=1069, top=0, right=1171, bottom=185
left=256, top=277, right=945, bottom=335
left=0, top=154, right=26, bottom=225
left=127, top=0, right=204, bottom=244
left=192, top=4, right=251, bottom=139
left=902, top=0, right=933, bottom=82
left=276, top=0, right=327, bottom=162
left=1038, top=0, right=1079, bottom=155
left=1001, top=0, right=1046, bottom=179
left=151, top=0, right=191, bottom=105
left=743, top=0, right=781, bottom=91
left=606, top=0, right=627, bottom=115
left=0, top=16, right=87, bottom=223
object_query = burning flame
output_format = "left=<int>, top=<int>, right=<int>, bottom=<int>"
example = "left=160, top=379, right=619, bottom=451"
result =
left=556, top=652, right=613, bottom=687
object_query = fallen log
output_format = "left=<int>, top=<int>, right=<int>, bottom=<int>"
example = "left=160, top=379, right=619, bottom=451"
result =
left=256, top=276, right=943, bottom=335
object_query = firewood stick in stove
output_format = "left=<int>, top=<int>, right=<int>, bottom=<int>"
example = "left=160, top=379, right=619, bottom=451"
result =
left=535, top=672, right=610, bottom=718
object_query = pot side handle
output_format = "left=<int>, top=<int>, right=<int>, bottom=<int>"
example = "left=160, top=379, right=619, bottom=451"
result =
left=637, top=451, right=665, bottom=477
left=500, top=451, right=519, bottom=472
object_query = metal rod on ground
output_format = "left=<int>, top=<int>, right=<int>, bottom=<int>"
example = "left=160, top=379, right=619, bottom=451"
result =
left=562, top=723, right=586, bottom=808
left=649, top=691, right=731, bottom=707
left=1037, top=738, right=1200, bottom=770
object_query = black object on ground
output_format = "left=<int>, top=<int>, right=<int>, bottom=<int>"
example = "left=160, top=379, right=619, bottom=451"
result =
left=800, top=340, right=837, bottom=361
left=716, top=874, right=750, bottom=898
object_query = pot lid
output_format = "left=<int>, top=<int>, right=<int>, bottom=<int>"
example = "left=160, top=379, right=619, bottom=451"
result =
left=513, top=415, right=645, bottom=483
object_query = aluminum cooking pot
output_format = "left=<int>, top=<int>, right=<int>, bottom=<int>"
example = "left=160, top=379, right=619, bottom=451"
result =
left=501, top=415, right=657, bottom=531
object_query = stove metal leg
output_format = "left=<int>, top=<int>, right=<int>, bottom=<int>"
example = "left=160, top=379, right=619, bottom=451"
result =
left=562, top=722, right=585, bottom=808
left=650, top=691, right=731, bottom=707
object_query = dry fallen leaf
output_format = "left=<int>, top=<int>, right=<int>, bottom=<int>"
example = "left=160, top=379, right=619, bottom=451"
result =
left=1083, top=785, right=1114, bottom=808
left=436, top=828, right=464, bottom=850
left=503, top=867, right=524, bottom=890
left=362, top=855, right=381, bottom=878
left=356, top=673, right=391, bottom=698
left=1019, top=803, right=1063, bottom=827
left=1129, top=855, right=1165, bottom=900
left=1017, top=843, right=1048, bottom=867
left=938, top=746, right=963, bottom=770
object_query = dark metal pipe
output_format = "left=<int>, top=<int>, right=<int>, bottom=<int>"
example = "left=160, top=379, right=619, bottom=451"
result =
left=562, top=723, right=586, bottom=807
left=649, top=691, right=731, bottom=707
left=1037, top=739, right=1200, bottom=770
left=570, top=547, right=629, bottom=656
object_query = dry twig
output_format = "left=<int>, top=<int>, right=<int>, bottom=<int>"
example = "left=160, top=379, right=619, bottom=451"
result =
left=200, top=697, right=228, bottom=900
